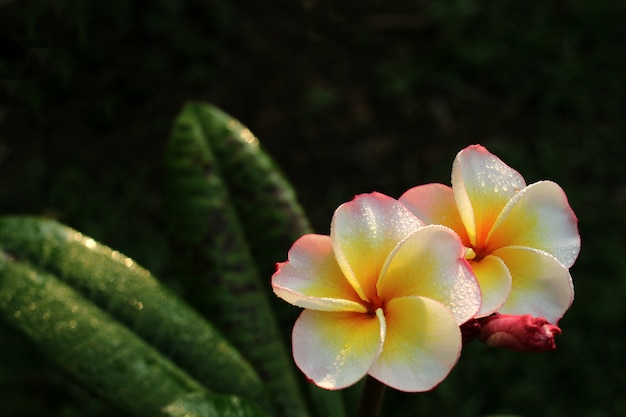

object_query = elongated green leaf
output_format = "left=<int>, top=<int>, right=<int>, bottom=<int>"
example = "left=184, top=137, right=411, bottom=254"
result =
left=199, top=104, right=313, bottom=275
left=162, top=391, right=266, bottom=417
left=0, top=216, right=267, bottom=410
left=0, top=252, right=268, bottom=417
left=178, top=102, right=345, bottom=417
left=165, top=102, right=310, bottom=417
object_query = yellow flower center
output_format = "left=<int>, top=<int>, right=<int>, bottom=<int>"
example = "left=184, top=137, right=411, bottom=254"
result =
left=365, top=293, right=386, bottom=317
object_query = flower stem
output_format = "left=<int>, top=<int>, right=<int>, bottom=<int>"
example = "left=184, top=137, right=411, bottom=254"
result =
left=356, top=375, right=386, bottom=417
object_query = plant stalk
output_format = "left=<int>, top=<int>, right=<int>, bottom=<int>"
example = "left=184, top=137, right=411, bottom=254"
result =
left=356, top=375, right=387, bottom=417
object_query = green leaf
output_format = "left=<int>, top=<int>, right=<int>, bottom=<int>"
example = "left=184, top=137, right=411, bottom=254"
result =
left=165, top=102, right=311, bottom=417
left=183, top=103, right=346, bottom=417
left=0, top=216, right=268, bottom=411
left=0, top=251, right=267, bottom=417
left=200, top=103, right=313, bottom=275
left=162, top=391, right=267, bottom=417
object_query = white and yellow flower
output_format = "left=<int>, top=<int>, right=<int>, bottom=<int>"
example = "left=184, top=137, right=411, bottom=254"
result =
left=400, top=145, right=580, bottom=323
left=272, top=192, right=481, bottom=392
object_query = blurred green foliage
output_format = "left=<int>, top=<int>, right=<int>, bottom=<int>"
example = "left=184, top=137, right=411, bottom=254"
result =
left=0, top=216, right=267, bottom=405
left=1, top=0, right=625, bottom=416
left=0, top=231, right=267, bottom=417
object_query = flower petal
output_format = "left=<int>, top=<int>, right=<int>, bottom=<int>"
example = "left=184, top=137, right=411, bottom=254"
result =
left=486, top=180, right=581, bottom=268
left=377, top=225, right=481, bottom=324
left=469, top=255, right=512, bottom=317
left=399, top=183, right=470, bottom=246
left=331, top=192, right=423, bottom=302
left=452, top=144, right=526, bottom=248
left=493, top=246, right=574, bottom=323
left=368, top=296, right=461, bottom=392
left=272, top=234, right=367, bottom=313
left=292, top=309, right=385, bottom=390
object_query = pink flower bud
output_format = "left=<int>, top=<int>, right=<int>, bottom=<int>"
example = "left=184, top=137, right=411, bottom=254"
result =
left=477, top=314, right=562, bottom=352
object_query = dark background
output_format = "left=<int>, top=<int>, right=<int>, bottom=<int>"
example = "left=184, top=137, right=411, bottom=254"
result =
left=1, top=1, right=625, bottom=416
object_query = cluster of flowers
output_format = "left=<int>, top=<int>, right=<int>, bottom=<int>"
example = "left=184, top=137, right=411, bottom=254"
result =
left=272, top=145, right=580, bottom=393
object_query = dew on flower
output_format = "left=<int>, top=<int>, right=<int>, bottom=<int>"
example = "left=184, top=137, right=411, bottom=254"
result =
left=400, top=144, right=580, bottom=322
left=272, top=192, right=481, bottom=392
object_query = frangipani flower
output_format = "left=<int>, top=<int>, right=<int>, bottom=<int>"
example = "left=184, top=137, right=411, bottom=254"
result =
left=400, top=145, right=580, bottom=324
left=272, top=192, right=481, bottom=392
